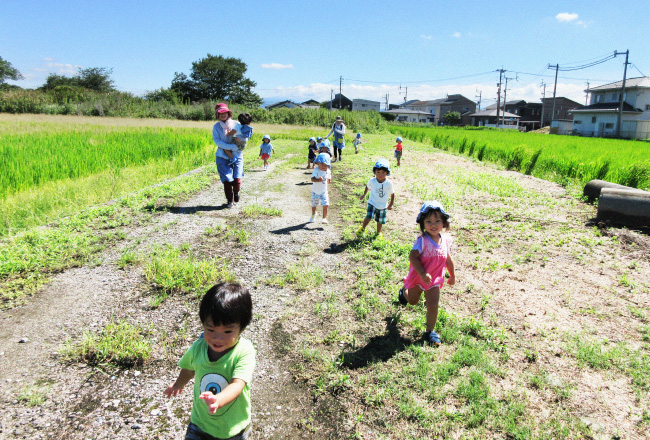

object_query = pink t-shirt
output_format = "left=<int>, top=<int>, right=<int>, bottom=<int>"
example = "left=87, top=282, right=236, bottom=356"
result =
left=403, top=233, right=452, bottom=291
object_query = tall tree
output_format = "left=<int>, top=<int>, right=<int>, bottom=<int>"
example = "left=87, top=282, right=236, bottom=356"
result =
left=40, top=67, right=115, bottom=92
left=0, top=56, right=23, bottom=85
left=172, top=54, right=262, bottom=106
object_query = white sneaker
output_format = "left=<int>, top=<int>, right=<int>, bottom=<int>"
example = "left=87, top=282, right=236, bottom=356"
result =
left=322, top=218, right=329, bottom=224
left=309, top=216, right=315, bottom=223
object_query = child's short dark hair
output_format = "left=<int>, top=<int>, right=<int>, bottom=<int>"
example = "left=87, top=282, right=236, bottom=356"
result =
left=238, top=113, right=253, bottom=125
left=200, top=283, right=252, bottom=330
left=417, top=209, right=450, bottom=233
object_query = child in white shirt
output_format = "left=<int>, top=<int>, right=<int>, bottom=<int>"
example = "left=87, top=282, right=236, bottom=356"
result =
left=310, top=153, right=332, bottom=224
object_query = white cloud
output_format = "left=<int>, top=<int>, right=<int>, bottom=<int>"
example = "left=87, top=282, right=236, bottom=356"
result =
left=420, top=34, right=433, bottom=40
left=453, top=32, right=461, bottom=38
left=45, top=61, right=82, bottom=75
left=556, top=12, right=579, bottom=23
left=261, top=63, right=294, bottom=70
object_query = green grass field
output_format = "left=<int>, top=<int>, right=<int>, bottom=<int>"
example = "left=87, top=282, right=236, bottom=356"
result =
left=389, top=126, right=650, bottom=191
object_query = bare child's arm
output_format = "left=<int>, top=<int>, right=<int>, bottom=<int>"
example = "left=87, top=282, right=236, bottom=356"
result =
left=409, top=249, right=432, bottom=284
left=199, top=378, right=247, bottom=414
left=224, top=149, right=234, bottom=159
left=164, top=368, right=195, bottom=398
left=446, top=253, right=456, bottom=286
left=387, top=193, right=395, bottom=210
left=359, top=186, right=369, bottom=201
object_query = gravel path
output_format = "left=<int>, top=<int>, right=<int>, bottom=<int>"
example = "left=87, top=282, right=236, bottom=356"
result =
left=0, top=156, right=346, bottom=439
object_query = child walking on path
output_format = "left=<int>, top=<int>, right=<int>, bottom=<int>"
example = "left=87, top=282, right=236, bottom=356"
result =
left=259, top=134, right=275, bottom=170
left=325, top=115, right=346, bottom=162
left=357, top=158, right=394, bottom=238
left=353, top=133, right=363, bottom=154
left=394, top=137, right=403, bottom=166
left=164, top=283, right=256, bottom=440
left=310, top=153, right=331, bottom=224
left=307, top=137, right=318, bottom=169
left=398, top=201, right=456, bottom=345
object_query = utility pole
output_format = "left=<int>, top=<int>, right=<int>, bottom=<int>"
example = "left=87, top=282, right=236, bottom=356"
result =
left=548, top=64, right=559, bottom=127
left=475, top=90, right=482, bottom=111
left=502, top=75, right=515, bottom=125
left=614, top=50, right=629, bottom=138
left=585, top=82, right=590, bottom=106
left=339, top=76, right=343, bottom=110
left=399, top=84, right=408, bottom=103
left=330, top=89, right=333, bottom=110
left=383, top=93, right=390, bottom=111
left=540, top=80, right=546, bottom=128
left=496, top=68, right=505, bottom=128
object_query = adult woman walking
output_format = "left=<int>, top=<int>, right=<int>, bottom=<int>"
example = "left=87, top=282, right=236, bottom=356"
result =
left=325, top=115, right=346, bottom=162
left=213, top=103, right=243, bottom=208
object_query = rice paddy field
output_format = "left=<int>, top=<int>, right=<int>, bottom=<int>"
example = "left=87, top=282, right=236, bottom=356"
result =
left=390, top=126, right=650, bottom=191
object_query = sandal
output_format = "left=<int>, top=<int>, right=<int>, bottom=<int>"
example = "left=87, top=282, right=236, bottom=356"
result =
left=424, top=331, right=441, bottom=346
left=397, top=287, right=408, bottom=305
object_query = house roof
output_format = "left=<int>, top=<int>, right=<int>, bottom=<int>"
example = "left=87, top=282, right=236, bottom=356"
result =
left=469, top=109, right=520, bottom=118
left=570, top=102, right=642, bottom=113
left=384, top=109, right=432, bottom=116
left=588, top=76, right=650, bottom=92
left=485, top=100, right=527, bottom=110
left=266, top=100, right=299, bottom=109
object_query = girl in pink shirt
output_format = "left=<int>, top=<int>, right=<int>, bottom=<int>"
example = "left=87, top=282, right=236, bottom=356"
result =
left=398, top=201, right=456, bottom=345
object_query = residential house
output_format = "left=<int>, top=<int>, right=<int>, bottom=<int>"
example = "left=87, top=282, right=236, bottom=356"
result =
left=326, top=93, right=353, bottom=111
left=571, top=76, right=650, bottom=139
left=352, top=99, right=381, bottom=112
left=469, top=109, right=520, bottom=129
left=266, top=100, right=300, bottom=110
left=541, top=97, right=581, bottom=126
left=404, top=94, right=476, bottom=125
left=301, top=99, right=321, bottom=109
left=486, top=100, right=543, bottom=131
left=382, top=109, right=432, bottom=123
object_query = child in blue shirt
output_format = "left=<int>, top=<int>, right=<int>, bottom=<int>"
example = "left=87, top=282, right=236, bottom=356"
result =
left=259, top=134, right=275, bottom=171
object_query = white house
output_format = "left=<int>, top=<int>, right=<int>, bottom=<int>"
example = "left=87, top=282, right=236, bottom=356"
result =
left=383, top=109, right=431, bottom=123
left=351, top=99, right=381, bottom=112
left=571, top=76, right=650, bottom=139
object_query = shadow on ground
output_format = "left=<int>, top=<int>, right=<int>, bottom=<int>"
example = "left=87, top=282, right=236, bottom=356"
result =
left=338, top=316, right=410, bottom=370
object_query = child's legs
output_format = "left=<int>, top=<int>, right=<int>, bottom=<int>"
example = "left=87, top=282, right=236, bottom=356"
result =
left=361, top=218, right=371, bottom=229
left=232, top=178, right=241, bottom=195
left=322, top=204, right=328, bottom=218
left=404, top=284, right=424, bottom=305
left=338, top=148, right=343, bottom=159
left=376, top=222, right=383, bottom=233
left=311, top=206, right=317, bottom=215
left=424, top=286, right=441, bottom=332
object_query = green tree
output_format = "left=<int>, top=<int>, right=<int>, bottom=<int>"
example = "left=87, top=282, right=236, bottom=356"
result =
left=40, top=67, right=115, bottom=93
left=0, top=56, right=23, bottom=85
left=172, top=54, right=262, bottom=106
left=443, top=111, right=461, bottom=126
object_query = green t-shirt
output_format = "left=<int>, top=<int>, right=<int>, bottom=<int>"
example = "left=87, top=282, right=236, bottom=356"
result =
left=179, top=337, right=256, bottom=438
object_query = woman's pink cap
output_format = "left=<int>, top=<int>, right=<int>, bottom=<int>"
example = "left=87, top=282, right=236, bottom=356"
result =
left=215, top=103, right=232, bottom=113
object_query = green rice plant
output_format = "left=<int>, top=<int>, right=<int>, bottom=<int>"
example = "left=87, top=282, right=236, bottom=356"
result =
left=61, top=320, right=152, bottom=368
left=389, top=125, right=650, bottom=190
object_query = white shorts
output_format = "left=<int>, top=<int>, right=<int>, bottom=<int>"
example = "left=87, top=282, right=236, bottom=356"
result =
left=311, top=192, right=329, bottom=207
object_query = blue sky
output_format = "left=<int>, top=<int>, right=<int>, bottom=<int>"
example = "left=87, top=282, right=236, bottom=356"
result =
left=3, top=1, right=649, bottom=109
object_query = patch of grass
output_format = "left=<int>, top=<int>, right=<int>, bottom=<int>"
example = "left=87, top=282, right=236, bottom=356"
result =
left=17, top=383, right=50, bottom=406
left=231, top=228, right=250, bottom=245
left=61, top=320, right=152, bottom=368
left=241, top=204, right=283, bottom=218
left=266, top=259, right=324, bottom=290
left=144, top=245, right=234, bottom=306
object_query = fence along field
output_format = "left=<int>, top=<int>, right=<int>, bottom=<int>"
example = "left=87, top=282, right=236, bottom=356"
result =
left=390, top=126, right=650, bottom=191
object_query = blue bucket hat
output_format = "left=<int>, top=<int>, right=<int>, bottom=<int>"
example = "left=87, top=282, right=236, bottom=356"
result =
left=356, top=133, right=362, bottom=138
left=316, top=136, right=323, bottom=142
left=309, top=137, right=316, bottom=142
left=372, top=158, right=391, bottom=176
left=323, top=139, right=331, bottom=147
left=263, top=134, right=271, bottom=140
left=314, top=153, right=331, bottom=168
left=416, top=201, right=450, bottom=223
left=396, top=136, right=402, bottom=142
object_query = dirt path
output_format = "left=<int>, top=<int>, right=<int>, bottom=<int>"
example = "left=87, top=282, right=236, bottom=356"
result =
left=0, top=154, right=345, bottom=439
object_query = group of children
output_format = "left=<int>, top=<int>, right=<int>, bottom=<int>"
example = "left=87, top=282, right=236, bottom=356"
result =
left=166, top=130, right=454, bottom=439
